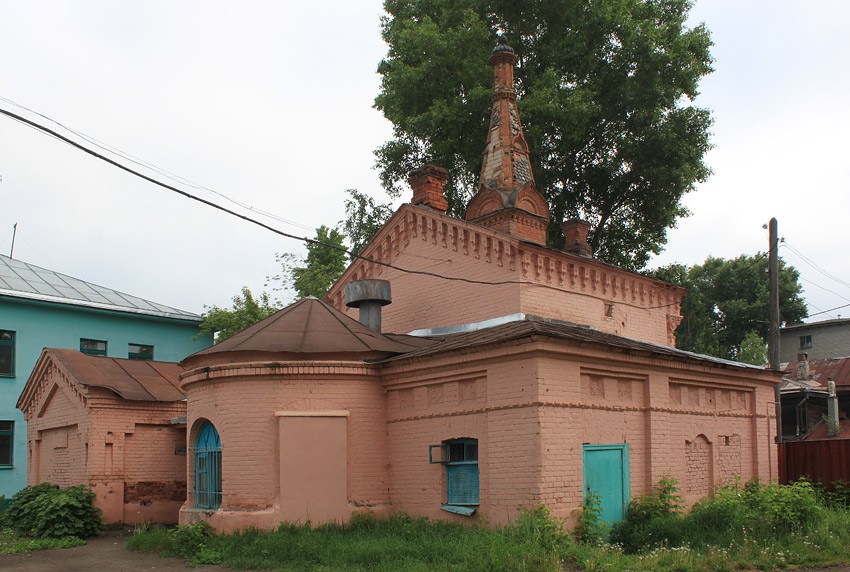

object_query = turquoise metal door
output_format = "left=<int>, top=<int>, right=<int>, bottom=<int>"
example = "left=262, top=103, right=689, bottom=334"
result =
left=582, top=444, right=629, bottom=523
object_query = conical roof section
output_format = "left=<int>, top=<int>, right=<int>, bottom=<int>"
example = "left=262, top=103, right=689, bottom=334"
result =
left=465, top=38, right=550, bottom=244
left=185, top=297, right=433, bottom=362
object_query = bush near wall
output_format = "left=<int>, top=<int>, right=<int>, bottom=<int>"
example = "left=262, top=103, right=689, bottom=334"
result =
left=6, top=483, right=102, bottom=539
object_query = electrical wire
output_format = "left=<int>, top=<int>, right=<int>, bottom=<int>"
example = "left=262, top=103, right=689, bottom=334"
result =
left=0, top=105, right=532, bottom=288
left=0, top=95, right=315, bottom=234
left=809, top=302, right=850, bottom=318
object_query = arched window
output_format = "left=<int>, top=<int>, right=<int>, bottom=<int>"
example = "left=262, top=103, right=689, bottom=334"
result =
left=194, top=421, right=221, bottom=510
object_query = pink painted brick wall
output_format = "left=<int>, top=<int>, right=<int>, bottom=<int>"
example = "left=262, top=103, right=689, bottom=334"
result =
left=180, top=362, right=390, bottom=531
left=383, top=339, right=779, bottom=525
left=326, top=205, right=683, bottom=347
left=20, top=355, right=187, bottom=524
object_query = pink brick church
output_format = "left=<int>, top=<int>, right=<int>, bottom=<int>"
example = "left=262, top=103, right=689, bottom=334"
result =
left=20, top=39, right=779, bottom=529
left=177, top=40, right=779, bottom=531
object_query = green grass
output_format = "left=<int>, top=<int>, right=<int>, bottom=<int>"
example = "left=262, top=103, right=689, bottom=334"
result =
left=129, top=510, right=567, bottom=571
left=0, top=529, right=85, bottom=554
left=128, top=496, right=850, bottom=571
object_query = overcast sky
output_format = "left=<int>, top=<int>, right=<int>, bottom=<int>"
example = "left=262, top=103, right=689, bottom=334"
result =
left=1, top=1, right=849, bottom=325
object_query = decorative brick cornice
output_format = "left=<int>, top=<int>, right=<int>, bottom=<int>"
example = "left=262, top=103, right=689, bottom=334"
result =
left=180, top=360, right=381, bottom=389
left=325, top=204, right=685, bottom=314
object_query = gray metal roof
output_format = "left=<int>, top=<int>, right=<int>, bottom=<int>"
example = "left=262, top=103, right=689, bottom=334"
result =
left=0, top=254, right=201, bottom=322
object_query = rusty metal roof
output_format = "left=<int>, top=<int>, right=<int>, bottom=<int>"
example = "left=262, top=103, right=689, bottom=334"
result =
left=186, top=297, right=436, bottom=360
left=45, top=348, right=185, bottom=401
left=381, top=315, right=772, bottom=371
left=784, top=357, right=850, bottom=387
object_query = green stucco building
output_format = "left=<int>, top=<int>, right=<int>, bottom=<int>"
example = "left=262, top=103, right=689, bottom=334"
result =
left=0, top=254, right=212, bottom=498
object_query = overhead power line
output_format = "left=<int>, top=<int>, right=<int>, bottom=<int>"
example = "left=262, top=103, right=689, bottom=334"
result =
left=0, top=95, right=315, bottom=233
left=784, top=241, right=850, bottom=291
left=0, top=105, right=532, bottom=288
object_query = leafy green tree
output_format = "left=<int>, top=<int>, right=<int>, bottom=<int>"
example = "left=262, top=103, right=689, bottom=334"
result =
left=649, top=254, right=808, bottom=360
left=738, top=330, right=768, bottom=366
left=340, top=189, right=395, bottom=256
left=273, top=225, right=348, bottom=299
left=199, top=287, right=278, bottom=342
left=374, top=0, right=714, bottom=270
left=200, top=227, right=349, bottom=343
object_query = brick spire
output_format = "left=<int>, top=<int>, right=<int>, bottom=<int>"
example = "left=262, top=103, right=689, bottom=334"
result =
left=465, top=37, right=550, bottom=245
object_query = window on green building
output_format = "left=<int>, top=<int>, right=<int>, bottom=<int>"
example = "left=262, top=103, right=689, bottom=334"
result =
left=128, top=343, right=154, bottom=360
left=0, top=330, right=14, bottom=377
left=80, top=338, right=107, bottom=356
left=0, top=421, right=13, bottom=468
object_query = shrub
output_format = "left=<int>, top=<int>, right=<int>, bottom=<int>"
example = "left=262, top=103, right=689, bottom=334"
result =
left=573, top=491, right=606, bottom=544
left=816, top=479, right=850, bottom=508
left=6, top=483, right=60, bottom=536
left=16, top=484, right=102, bottom=539
left=610, top=476, right=684, bottom=553
left=508, top=504, right=567, bottom=552
left=169, top=521, right=217, bottom=559
left=742, top=478, right=822, bottom=533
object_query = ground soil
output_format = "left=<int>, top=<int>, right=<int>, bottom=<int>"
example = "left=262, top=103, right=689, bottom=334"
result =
left=0, top=529, right=224, bottom=571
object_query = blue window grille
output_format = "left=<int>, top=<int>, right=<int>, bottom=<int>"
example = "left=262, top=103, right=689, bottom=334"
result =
left=445, top=439, right=479, bottom=506
left=194, top=422, right=222, bottom=510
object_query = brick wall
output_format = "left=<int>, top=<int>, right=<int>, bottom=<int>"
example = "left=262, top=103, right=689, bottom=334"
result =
left=20, top=352, right=187, bottom=524
left=180, top=362, right=389, bottom=531
left=326, top=205, right=683, bottom=347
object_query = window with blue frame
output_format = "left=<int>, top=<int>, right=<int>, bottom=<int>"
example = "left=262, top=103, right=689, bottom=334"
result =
left=446, top=439, right=479, bottom=505
left=0, top=421, right=13, bottom=468
left=194, top=421, right=222, bottom=510
left=80, top=338, right=107, bottom=356
left=128, top=343, right=154, bottom=360
left=0, top=330, right=14, bottom=377
left=429, top=438, right=479, bottom=513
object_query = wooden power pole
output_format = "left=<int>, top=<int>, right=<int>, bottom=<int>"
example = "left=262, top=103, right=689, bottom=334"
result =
left=768, top=217, right=782, bottom=444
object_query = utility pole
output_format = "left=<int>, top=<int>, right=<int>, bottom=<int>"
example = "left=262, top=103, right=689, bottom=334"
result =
left=768, top=217, right=782, bottom=444
left=9, top=222, right=17, bottom=258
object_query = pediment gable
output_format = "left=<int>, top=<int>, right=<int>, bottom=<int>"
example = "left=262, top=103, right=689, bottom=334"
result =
left=18, top=349, right=89, bottom=421
left=37, top=381, right=84, bottom=419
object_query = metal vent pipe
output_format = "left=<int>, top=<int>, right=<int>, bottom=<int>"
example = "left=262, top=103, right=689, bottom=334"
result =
left=344, top=279, right=392, bottom=332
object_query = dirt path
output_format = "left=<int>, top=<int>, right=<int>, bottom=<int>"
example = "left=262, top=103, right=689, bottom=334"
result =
left=0, top=531, right=225, bottom=571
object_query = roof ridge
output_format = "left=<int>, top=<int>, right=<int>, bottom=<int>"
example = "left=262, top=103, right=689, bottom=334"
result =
left=320, top=298, right=376, bottom=351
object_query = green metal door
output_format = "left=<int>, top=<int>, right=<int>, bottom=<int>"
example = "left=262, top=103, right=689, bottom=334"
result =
left=582, top=444, right=629, bottom=523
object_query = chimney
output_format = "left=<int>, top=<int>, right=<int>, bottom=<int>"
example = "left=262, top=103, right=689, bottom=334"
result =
left=345, top=279, right=392, bottom=332
left=562, top=218, right=592, bottom=257
left=796, top=351, right=811, bottom=381
left=828, top=378, right=840, bottom=435
left=408, top=164, right=449, bottom=213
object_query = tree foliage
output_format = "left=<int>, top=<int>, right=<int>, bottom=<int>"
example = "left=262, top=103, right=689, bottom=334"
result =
left=738, top=330, right=768, bottom=366
left=649, top=254, right=808, bottom=360
left=199, top=227, right=349, bottom=343
left=340, top=190, right=395, bottom=256
left=375, top=0, right=714, bottom=270
left=273, top=225, right=348, bottom=299
left=198, top=287, right=278, bottom=343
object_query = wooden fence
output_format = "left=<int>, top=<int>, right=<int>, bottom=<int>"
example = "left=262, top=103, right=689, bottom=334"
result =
left=779, top=439, right=850, bottom=485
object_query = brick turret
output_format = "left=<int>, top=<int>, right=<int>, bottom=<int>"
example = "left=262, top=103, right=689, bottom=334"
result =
left=465, top=37, right=550, bottom=245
